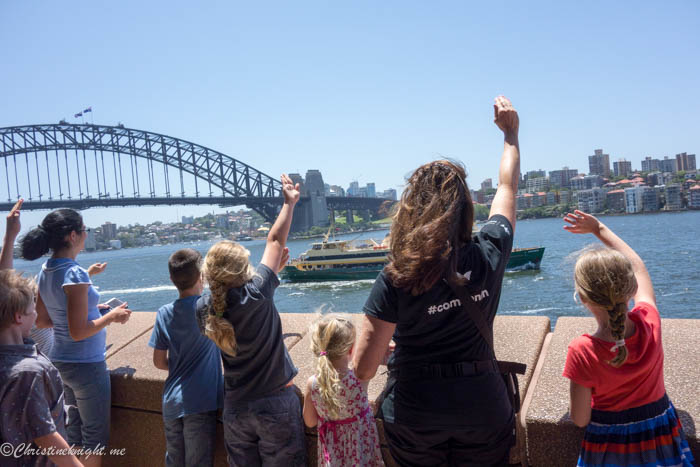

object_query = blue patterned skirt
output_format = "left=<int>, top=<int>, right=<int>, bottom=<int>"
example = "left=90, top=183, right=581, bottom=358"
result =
left=578, top=393, right=694, bottom=467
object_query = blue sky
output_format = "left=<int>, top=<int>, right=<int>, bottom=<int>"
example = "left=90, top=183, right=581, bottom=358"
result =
left=1, top=1, right=698, bottom=229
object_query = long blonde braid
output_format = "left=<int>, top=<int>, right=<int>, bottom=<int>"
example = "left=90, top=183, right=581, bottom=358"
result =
left=310, top=315, right=356, bottom=419
left=203, top=241, right=255, bottom=356
left=574, top=247, right=638, bottom=367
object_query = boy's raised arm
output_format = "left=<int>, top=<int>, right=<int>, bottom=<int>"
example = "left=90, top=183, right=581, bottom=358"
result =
left=1, top=199, right=23, bottom=270
left=261, top=174, right=299, bottom=271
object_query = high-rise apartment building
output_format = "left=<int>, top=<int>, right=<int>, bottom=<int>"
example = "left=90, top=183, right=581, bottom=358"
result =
left=101, top=222, right=117, bottom=240
left=606, top=190, right=626, bottom=212
left=588, top=149, right=610, bottom=177
left=366, top=183, right=376, bottom=198
left=642, top=156, right=678, bottom=173
left=481, top=178, right=493, bottom=191
left=660, top=156, right=677, bottom=173
left=642, top=186, right=660, bottom=211
left=613, top=159, right=632, bottom=177
left=625, top=186, right=645, bottom=213
left=676, top=152, right=696, bottom=171
left=549, top=167, right=579, bottom=188
left=577, top=188, right=605, bottom=213
left=347, top=181, right=360, bottom=197
left=526, top=177, right=549, bottom=193
left=524, top=170, right=546, bottom=182
left=664, top=185, right=682, bottom=210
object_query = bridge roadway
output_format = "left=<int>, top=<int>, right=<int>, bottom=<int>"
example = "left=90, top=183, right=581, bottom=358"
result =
left=0, top=195, right=391, bottom=216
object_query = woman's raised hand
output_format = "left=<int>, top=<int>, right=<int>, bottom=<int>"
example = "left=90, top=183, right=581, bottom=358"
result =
left=493, top=95, right=519, bottom=137
left=563, top=210, right=601, bottom=235
left=87, top=262, right=107, bottom=276
left=281, top=174, right=300, bottom=205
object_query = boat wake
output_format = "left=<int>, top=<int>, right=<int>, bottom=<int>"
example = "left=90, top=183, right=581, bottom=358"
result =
left=97, top=285, right=178, bottom=295
left=280, top=279, right=375, bottom=292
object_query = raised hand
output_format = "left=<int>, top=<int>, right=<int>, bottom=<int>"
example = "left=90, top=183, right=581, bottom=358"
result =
left=563, top=210, right=601, bottom=235
left=281, top=174, right=300, bottom=205
left=277, top=247, right=290, bottom=273
left=5, top=198, right=23, bottom=240
left=87, top=262, right=107, bottom=276
left=493, top=95, right=519, bottom=137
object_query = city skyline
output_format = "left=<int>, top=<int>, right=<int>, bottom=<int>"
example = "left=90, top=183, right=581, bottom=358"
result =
left=2, top=1, right=698, bottom=229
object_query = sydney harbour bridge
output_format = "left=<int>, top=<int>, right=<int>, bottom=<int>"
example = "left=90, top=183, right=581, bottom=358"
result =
left=0, top=123, right=393, bottom=231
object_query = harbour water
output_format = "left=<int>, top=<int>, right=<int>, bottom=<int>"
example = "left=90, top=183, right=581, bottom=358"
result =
left=12, top=211, right=699, bottom=325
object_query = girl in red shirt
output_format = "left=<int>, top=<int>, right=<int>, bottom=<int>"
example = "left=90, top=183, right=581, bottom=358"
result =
left=562, top=210, right=693, bottom=467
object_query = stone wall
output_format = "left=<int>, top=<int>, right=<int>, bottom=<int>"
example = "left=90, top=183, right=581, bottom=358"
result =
left=101, top=312, right=699, bottom=466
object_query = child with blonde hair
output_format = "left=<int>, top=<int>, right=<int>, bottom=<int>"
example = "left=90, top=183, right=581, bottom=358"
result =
left=196, top=174, right=305, bottom=467
left=0, top=270, right=82, bottom=467
left=562, top=210, right=693, bottom=467
left=303, top=315, right=384, bottom=467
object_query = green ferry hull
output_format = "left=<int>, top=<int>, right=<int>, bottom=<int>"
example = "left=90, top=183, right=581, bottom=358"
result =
left=280, top=265, right=384, bottom=282
left=506, top=247, right=545, bottom=271
left=280, top=247, right=545, bottom=282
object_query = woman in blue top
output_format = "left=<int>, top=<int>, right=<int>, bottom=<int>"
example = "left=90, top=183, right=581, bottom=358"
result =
left=21, top=208, right=131, bottom=467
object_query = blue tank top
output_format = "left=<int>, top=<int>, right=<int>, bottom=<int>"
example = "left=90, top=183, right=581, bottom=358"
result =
left=38, top=258, right=105, bottom=363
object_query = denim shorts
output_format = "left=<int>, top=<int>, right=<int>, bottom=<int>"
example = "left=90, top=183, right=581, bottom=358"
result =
left=222, top=386, right=306, bottom=467
left=53, top=360, right=111, bottom=450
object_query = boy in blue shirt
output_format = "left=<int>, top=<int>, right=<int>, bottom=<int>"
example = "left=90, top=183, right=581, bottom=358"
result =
left=149, top=249, right=223, bottom=467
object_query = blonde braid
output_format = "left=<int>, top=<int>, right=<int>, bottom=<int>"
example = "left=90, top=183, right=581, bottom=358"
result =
left=574, top=247, right=637, bottom=368
left=310, top=315, right=356, bottom=419
left=202, top=241, right=255, bottom=356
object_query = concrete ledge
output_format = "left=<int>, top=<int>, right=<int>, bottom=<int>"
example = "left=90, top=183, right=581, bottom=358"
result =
left=104, top=407, right=228, bottom=467
left=105, top=311, right=156, bottom=359
left=493, top=316, right=551, bottom=465
left=107, top=311, right=317, bottom=411
left=103, top=313, right=558, bottom=466
left=524, top=317, right=700, bottom=465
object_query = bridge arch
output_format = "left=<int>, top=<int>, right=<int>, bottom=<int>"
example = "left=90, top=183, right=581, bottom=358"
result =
left=0, top=123, right=283, bottom=220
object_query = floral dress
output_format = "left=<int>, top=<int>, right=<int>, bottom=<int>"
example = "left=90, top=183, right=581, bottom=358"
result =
left=310, top=369, right=384, bottom=467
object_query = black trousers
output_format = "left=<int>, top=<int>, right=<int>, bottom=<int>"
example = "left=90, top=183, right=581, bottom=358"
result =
left=383, top=420, right=514, bottom=467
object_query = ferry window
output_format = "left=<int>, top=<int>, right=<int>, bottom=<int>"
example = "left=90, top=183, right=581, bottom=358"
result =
left=312, top=245, right=322, bottom=250
left=323, top=244, right=335, bottom=249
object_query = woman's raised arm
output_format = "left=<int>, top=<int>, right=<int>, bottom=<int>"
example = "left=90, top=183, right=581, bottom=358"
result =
left=489, top=96, right=520, bottom=229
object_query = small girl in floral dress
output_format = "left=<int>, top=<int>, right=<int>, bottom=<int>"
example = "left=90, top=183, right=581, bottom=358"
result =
left=303, top=315, right=384, bottom=467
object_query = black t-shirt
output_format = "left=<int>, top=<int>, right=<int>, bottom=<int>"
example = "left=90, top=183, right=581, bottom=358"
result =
left=196, top=264, right=298, bottom=402
left=363, top=215, right=515, bottom=427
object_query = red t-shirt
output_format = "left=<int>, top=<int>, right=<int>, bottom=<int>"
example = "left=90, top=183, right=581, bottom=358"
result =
left=562, top=302, right=666, bottom=411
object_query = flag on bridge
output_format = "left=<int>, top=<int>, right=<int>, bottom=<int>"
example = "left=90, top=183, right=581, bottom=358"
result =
left=74, top=112, right=83, bottom=118
left=83, top=107, right=92, bottom=113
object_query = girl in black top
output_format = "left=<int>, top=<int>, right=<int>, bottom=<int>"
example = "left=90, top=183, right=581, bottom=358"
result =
left=353, top=96, right=521, bottom=466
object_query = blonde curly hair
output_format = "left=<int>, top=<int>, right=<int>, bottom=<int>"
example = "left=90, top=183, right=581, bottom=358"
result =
left=202, top=241, right=255, bottom=356
left=309, top=315, right=356, bottom=419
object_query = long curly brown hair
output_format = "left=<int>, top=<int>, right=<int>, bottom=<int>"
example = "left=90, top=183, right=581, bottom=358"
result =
left=385, top=160, right=474, bottom=295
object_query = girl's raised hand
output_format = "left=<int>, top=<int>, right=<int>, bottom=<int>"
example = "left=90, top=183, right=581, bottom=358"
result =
left=563, top=210, right=601, bottom=235
left=281, top=174, right=300, bottom=205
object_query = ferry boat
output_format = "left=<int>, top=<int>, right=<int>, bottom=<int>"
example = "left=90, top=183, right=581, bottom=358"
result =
left=280, top=237, right=389, bottom=282
left=280, top=237, right=545, bottom=282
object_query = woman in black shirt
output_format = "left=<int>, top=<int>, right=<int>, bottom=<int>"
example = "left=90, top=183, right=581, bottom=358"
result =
left=353, top=96, right=520, bottom=466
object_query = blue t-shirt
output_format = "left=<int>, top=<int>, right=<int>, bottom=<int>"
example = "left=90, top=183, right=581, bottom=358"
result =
left=148, top=295, right=224, bottom=421
left=37, top=258, right=105, bottom=363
